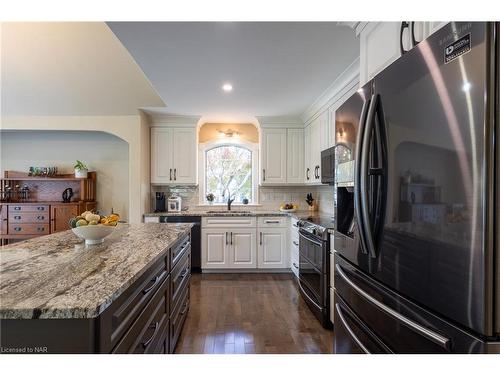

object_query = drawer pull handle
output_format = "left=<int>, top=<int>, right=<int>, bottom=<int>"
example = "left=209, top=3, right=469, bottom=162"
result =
left=180, top=269, right=188, bottom=279
left=293, top=241, right=299, bottom=246
left=37, top=227, right=45, bottom=232
left=265, top=220, right=280, bottom=224
left=37, top=207, right=45, bottom=211
left=180, top=302, right=189, bottom=316
left=14, top=215, right=21, bottom=220
left=292, top=262, right=299, bottom=269
left=142, top=275, right=161, bottom=294
left=142, top=322, right=159, bottom=348
left=37, top=216, right=45, bottom=220
left=14, top=207, right=21, bottom=211
left=335, top=263, right=451, bottom=350
left=14, top=227, right=22, bottom=232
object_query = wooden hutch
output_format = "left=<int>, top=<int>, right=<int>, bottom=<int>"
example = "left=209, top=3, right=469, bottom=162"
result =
left=0, top=171, right=97, bottom=244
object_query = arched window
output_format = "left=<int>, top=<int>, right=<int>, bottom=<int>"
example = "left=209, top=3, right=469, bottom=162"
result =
left=205, top=145, right=252, bottom=203
left=200, top=141, right=258, bottom=205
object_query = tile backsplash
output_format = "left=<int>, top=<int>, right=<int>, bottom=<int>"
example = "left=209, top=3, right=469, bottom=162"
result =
left=151, top=184, right=334, bottom=215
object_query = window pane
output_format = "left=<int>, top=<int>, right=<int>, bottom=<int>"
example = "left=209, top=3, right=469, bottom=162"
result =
left=206, top=145, right=252, bottom=203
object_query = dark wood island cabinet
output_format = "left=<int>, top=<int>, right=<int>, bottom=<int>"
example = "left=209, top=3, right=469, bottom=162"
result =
left=0, top=223, right=192, bottom=354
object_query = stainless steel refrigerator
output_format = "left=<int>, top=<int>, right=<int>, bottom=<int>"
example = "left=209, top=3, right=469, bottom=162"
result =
left=333, top=22, right=499, bottom=353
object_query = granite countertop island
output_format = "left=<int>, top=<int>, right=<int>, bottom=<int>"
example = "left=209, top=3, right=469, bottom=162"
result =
left=0, top=223, right=193, bottom=320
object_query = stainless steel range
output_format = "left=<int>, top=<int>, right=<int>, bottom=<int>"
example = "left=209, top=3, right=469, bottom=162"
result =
left=297, top=216, right=333, bottom=329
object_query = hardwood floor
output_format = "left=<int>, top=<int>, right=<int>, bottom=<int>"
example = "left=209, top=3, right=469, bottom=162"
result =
left=175, top=273, right=333, bottom=354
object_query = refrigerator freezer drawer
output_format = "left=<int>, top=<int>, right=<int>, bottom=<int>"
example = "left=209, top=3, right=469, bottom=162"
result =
left=334, top=256, right=493, bottom=353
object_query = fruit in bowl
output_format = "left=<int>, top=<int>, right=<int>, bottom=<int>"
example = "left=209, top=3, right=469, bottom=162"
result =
left=69, top=211, right=120, bottom=245
left=279, top=203, right=298, bottom=212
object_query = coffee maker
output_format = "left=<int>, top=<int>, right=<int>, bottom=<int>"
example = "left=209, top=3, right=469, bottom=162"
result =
left=154, top=192, right=166, bottom=212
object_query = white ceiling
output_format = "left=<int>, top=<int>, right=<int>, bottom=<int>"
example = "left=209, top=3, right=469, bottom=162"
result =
left=1, top=22, right=165, bottom=116
left=108, top=22, right=359, bottom=123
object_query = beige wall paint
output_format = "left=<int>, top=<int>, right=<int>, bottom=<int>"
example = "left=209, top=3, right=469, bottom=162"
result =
left=0, top=130, right=129, bottom=220
left=198, top=123, right=259, bottom=143
left=1, top=115, right=149, bottom=223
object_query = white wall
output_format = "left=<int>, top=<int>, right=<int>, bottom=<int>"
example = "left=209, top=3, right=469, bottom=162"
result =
left=1, top=115, right=149, bottom=223
left=0, top=130, right=129, bottom=220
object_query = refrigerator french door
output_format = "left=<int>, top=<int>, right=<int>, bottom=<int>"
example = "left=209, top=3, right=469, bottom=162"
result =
left=335, top=22, right=499, bottom=352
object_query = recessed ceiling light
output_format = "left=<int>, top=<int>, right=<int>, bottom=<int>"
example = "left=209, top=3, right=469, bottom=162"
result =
left=222, top=83, right=233, bottom=92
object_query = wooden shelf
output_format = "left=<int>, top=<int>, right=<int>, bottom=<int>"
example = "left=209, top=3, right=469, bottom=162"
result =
left=2, top=171, right=96, bottom=181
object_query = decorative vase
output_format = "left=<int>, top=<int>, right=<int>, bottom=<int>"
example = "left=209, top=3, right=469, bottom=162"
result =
left=75, top=169, right=88, bottom=178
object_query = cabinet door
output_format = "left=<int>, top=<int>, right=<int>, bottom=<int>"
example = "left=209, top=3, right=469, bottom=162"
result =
left=286, top=128, right=304, bottom=183
left=258, top=228, right=287, bottom=268
left=202, top=229, right=229, bottom=269
left=304, top=125, right=312, bottom=183
left=310, top=118, right=321, bottom=182
left=50, top=204, right=78, bottom=233
left=228, top=229, right=256, bottom=268
left=151, top=128, right=173, bottom=184
left=172, top=128, right=197, bottom=184
left=318, top=110, right=329, bottom=152
left=260, top=128, right=287, bottom=184
left=359, top=22, right=401, bottom=86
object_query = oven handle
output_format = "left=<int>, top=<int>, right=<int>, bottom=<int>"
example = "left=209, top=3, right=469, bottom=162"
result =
left=298, top=281, right=322, bottom=311
left=298, top=231, right=323, bottom=248
left=335, top=303, right=371, bottom=354
left=335, top=264, right=451, bottom=350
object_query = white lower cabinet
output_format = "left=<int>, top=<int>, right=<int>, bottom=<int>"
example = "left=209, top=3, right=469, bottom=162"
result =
left=202, top=228, right=256, bottom=269
left=229, top=229, right=257, bottom=268
left=202, top=216, right=289, bottom=270
left=202, top=229, right=230, bottom=268
left=258, top=228, right=288, bottom=269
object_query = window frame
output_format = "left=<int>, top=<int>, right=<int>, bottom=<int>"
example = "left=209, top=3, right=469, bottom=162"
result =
left=198, top=139, right=259, bottom=206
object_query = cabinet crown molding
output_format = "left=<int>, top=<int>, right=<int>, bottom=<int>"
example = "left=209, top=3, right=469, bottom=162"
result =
left=148, top=113, right=201, bottom=127
left=301, top=57, right=360, bottom=125
left=256, top=116, right=304, bottom=128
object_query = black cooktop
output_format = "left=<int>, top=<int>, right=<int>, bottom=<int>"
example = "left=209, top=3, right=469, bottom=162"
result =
left=299, top=214, right=335, bottom=230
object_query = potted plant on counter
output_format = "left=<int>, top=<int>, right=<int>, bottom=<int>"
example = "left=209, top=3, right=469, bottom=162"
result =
left=206, top=193, right=215, bottom=205
left=74, top=160, right=89, bottom=178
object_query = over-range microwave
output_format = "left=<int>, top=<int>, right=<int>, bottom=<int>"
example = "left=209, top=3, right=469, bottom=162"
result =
left=320, top=146, right=335, bottom=184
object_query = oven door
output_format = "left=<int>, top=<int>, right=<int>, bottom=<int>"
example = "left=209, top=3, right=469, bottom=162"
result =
left=298, top=230, right=324, bottom=272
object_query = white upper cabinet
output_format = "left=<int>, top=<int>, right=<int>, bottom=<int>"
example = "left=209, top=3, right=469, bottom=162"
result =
left=359, top=22, right=402, bottom=86
left=151, top=126, right=197, bottom=185
left=359, top=22, right=449, bottom=86
left=260, top=128, right=287, bottom=184
left=171, top=128, right=197, bottom=184
left=304, top=110, right=329, bottom=184
left=151, top=127, right=173, bottom=184
left=286, top=128, right=304, bottom=184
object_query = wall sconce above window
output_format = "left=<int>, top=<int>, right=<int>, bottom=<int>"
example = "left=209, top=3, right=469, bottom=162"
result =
left=218, top=129, right=241, bottom=138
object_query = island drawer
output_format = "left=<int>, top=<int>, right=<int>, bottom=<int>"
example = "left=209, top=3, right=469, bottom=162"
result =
left=99, top=255, right=170, bottom=353
left=171, top=249, right=191, bottom=312
left=113, top=274, right=170, bottom=354
left=169, top=282, right=190, bottom=353
left=8, top=204, right=49, bottom=213
left=171, top=234, right=190, bottom=269
left=8, top=223, right=49, bottom=235
left=9, top=212, right=50, bottom=223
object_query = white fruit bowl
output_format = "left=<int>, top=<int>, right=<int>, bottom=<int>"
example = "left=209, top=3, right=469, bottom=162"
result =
left=72, top=225, right=115, bottom=245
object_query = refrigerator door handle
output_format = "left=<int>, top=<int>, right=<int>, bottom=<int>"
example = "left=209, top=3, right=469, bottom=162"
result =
left=354, top=97, right=371, bottom=255
left=335, top=303, right=371, bottom=354
left=336, top=264, right=452, bottom=350
left=400, top=21, right=411, bottom=55
left=360, top=94, right=378, bottom=258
